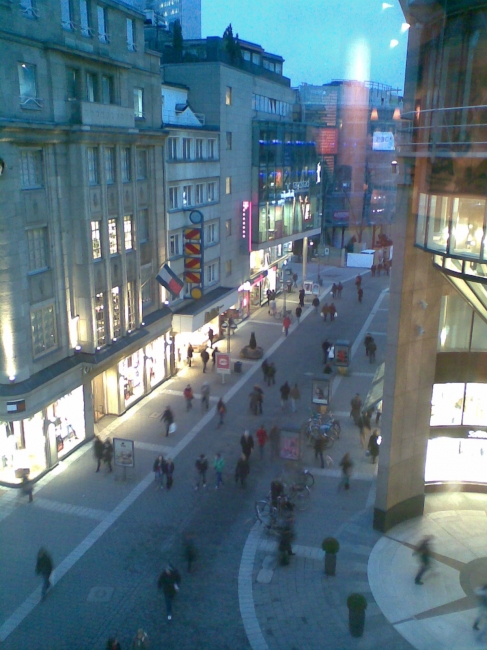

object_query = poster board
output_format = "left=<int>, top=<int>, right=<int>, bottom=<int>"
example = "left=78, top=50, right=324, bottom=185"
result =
left=113, top=438, right=134, bottom=468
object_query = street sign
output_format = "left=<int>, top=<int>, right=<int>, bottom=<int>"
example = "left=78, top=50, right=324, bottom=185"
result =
left=216, top=353, right=231, bottom=375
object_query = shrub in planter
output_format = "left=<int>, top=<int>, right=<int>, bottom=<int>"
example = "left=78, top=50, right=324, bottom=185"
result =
left=249, top=332, right=257, bottom=349
left=347, top=593, right=367, bottom=637
left=322, top=537, right=340, bottom=576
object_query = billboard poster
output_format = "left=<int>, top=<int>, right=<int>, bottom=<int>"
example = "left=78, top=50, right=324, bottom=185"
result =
left=280, top=429, right=300, bottom=461
left=113, top=438, right=135, bottom=468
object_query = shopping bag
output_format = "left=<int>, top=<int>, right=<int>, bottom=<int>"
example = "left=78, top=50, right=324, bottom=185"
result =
left=168, top=422, right=177, bottom=435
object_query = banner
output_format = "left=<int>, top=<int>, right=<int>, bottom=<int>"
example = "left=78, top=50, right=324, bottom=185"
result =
left=156, top=264, right=184, bottom=297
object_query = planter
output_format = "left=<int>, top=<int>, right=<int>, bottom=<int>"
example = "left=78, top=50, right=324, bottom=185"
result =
left=347, top=593, right=367, bottom=638
left=324, top=552, right=336, bottom=576
left=240, top=345, right=264, bottom=359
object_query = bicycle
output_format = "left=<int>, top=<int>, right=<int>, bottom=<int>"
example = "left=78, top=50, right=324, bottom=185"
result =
left=287, top=483, right=311, bottom=511
left=294, top=468, right=315, bottom=488
left=300, top=421, right=335, bottom=449
left=255, top=494, right=294, bottom=534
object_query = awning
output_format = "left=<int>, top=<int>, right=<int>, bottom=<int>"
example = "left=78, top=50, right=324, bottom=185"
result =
left=363, top=362, right=385, bottom=412
left=171, top=286, right=239, bottom=333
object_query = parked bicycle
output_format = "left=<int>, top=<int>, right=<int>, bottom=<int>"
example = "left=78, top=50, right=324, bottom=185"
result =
left=293, top=468, right=315, bottom=488
left=255, top=480, right=311, bottom=534
left=301, top=412, right=341, bottom=447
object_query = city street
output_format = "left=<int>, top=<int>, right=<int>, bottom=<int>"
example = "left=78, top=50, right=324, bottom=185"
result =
left=1, top=264, right=401, bottom=650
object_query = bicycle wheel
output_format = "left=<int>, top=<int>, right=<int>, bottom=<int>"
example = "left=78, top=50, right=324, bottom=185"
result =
left=289, top=485, right=311, bottom=511
left=300, top=470, right=314, bottom=488
left=255, top=499, right=273, bottom=527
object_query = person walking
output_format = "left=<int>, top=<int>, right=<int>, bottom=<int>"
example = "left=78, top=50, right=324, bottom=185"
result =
left=256, top=425, right=268, bottom=459
left=182, top=533, right=197, bottom=573
left=321, top=303, right=329, bottom=321
left=153, top=455, right=165, bottom=489
left=212, top=346, right=219, bottom=369
left=350, top=393, right=362, bottom=425
left=331, top=283, right=337, bottom=299
left=187, top=343, right=193, bottom=367
left=337, top=282, right=343, bottom=298
left=364, top=333, right=374, bottom=357
left=280, top=381, right=291, bottom=410
left=158, top=564, right=181, bottom=620
left=371, top=263, right=377, bottom=277
left=267, top=362, right=276, bottom=386
left=355, top=274, right=362, bottom=290
left=282, top=314, right=291, bottom=337
left=208, top=327, right=214, bottom=348
left=261, top=359, right=269, bottom=383
left=329, top=302, right=337, bottom=321
left=290, top=383, right=300, bottom=412
left=213, top=452, right=225, bottom=488
left=103, top=438, right=113, bottom=472
left=240, top=430, right=254, bottom=460
left=201, top=381, right=210, bottom=412
left=235, top=454, right=250, bottom=487
left=338, top=453, right=353, bottom=491
left=295, top=306, right=302, bottom=323
left=216, top=397, right=226, bottom=427
left=269, top=424, right=280, bottom=460
left=266, top=288, right=272, bottom=306
left=254, top=385, right=264, bottom=414
left=161, top=406, right=174, bottom=437
left=94, top=435, right=105, bottom=472
left=36, top=547, right=53, bottom=599
left=357, top=287, right=363, bottom=303
left=298, top=288, right=305, bottom=307
left=195, top=454, right=208, bottom=489
left=292, top=272, right=298, bottom=288
left=368, top=339, right=377, bottom=363
left=22, top=471, right=34, bottom=502
left=368, top=430, right=380, bottom=463
left=183, top=384, right=194, bottom=411
left=312, top=296, right=320, bottom=313
left=165, top=458, right=175, bottom=490
left=322, top=339, right=332, bottom=364
left=314, top=435, right=327, bottom=468
left=130, top=628, right=149, bottom=649
left=249, top=388, right=259, bottom=415
left=473, top=584, right=487, bottom=633
left=269, top=297, right=277, bottom=317
left=201, top=348, right=209, bottom=373
left=414, top=536, right=433, bottom=585
left=357, top=413, right=367, bottom=449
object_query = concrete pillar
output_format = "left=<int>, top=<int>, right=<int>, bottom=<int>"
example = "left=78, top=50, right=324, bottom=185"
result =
left=302, top=236, right=308, bottom=280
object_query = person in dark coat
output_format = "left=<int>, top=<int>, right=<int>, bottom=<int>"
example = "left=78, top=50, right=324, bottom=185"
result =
left=261, top=359, right=269, bottom=382
left=187, top=343, right=193, bottom=367
left=165, top=458, right=175, bottom=489
left=153, top=455, right=166, bottom=488
left=201, top=348, right=210, bottom=373
left=235, top=454, right=250, bottom=487
left=298, top=288, right=305, bottom=307
left=322, top=339, right=332, bottom=363
left=254, top=385, right=264, bottom=414
left=368, top=430, right=380, bottom=463
left=414, top=536, right=433, bottom=585
left=357, top=287, right=364, bottom=303
left=312, top=296, right=320, bottom=313
left=364, top=333, right=374, bottom=357
left=208, top=327, right=214, bottom=348
left=368, top=339, right=377, bottom=363
left=337, top=282, right=343, bottom=298
left=329, top=302, right=337, bottom=320
left=295, top=306, right=302, bottom=323
left=314, top=435, right=327, bottom=468
left=249, top=388, right=259, bottom=415
left=103, top=438, right=113, bottom=472
left=94, top=435, right=105, bottom=472
left=36, top=547, right=54, bottom=599
left=266, top=363, right=276, bottom=386
left=216, top=397, right=226, bottom=427
left=161, top=406, right=174, bottom=437
left=240, top=430, right=254, bottom=459
left=280, top=381, right=291, bottom=409
left=338, top=453, right=353, bottom=491
left=212, top=346, right=218, bottom=369
left=195, top=454, right=208, bottom=489
left=158, top=564, right=181, bottom=620
left=350, top=393, right=362, bottom=424
left=182, top=533, right=198, bottom=573
left=321, top=303, right=330, bottom=321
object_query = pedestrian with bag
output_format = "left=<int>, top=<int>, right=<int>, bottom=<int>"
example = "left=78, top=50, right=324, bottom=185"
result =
left=367, top=430, right=380, bottom=463
left=36, top=547, right=54, bottom=599
left=201, top=381, right=210, bottom=412
left=195, top=454, right=208, bottom=489
left=290, top=383, right=300, bottom=413
left=329, top=302, right=337, bottom=321
left=200, top=348, right=209, bottom=373
left=216, top=397, right=226, bottom=427
left=187, top=343, right=193, bottom=367
left=256, top=425, right=268, bottom=459
left=94, top=435, right=105, bottom=473
left=321, top=303, right=329, bottom=321
left=183, top=384, right=194, bottom=411
left=161, top=406, right=174, bottom=437
left=158, top=564, right=181, bottom=620
left=235, top=454, right=250, bottom=487
left=213, top=452, right=225, bottom=488
left=103, top=438, right=113, bottom=472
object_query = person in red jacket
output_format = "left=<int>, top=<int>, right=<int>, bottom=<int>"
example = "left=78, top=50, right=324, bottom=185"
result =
left=256, top=425, right=268, bottom=459
left=282, top=314, right=291, bottom=336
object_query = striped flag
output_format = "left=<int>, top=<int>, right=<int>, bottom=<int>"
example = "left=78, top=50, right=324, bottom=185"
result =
left=156, top=264, right=184, bottom=297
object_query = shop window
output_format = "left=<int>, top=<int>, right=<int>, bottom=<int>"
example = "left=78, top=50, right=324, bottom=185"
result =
left=168, top=138, right=178, bottom=160
left=426, top=195, right=449, bottom=252
left=207, top=182, right=216, bottom=202
left=169, top=186, right=179, bottom=209
left=95, top=292, right=106, bottom=346
left=97, top=5, right=108, bottom=42
left=122, top=147, right=131, bottom=182
left=195, top=183, right=204, bottom=205
left=112, top=287, right=121, bottom=338
left=136, top=149, right=147, bottom=179
left=108, top=218, right=118, bottom=255
left=120, top=351, right=143, bottom=404
left=80, top=0, right=92, bottom=37
left=20, top=150, right=43, bottom=188
left=169, top=233, right=180, bottom=257
left=182, top=185, right=192, bottom=207
left=127, top=281, right=136, bottom=330
left=182, top=138, right=191, bottom=160
left=141, top=264, right=152, bottom=309
left=225, top=86, right=232, bottom=106
left=87, top=146, right=98, bottom=185
left=86, top=72, right=97, bottom=102
left=105, top=147, right=115, bottom=184
left=226, top=219, right=232, bottom=237
left=91, top=221, right=101, bottom=259
left=126, top=18, right=136, bottom=51
left=430, top=383, right=464, bottom=426
left=207, top=139, right=215, bottom=159
left=139, top=208, right=149, bottom=242
left=134, top=88, right=144, bottom=119
left=124, top=215, right=133, bottom=250
left=27, top=227, right=48, bottom=272
left=101, top=74, right=114, bottom=104
left=450, top=198, right=485, bottom=258
left=195, top=138, right=203, bottom=159
left=463, top=384, right=487, bottom=426
left=31, top=303, right=57, bottom=357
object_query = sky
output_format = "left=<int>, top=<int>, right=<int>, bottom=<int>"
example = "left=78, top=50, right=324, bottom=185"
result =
left=202, top=0, right=408, bottom=93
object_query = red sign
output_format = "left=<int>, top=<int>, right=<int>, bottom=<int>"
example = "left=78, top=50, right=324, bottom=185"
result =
left=216, top=353, right=231, bottom=374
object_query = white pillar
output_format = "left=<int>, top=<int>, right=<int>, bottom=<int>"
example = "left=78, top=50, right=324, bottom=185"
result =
left=302, top=236, right=308, bottom=281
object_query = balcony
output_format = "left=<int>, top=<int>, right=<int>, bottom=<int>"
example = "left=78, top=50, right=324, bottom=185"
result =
left=69, top=101, right=135, bottom=129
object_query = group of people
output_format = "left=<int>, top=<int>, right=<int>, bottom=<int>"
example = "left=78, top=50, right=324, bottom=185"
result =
left=350, top=393, right=381, bottom=462
left=321, top=302, right=337, bottom=321
left=363, top=332, right=377, bottom=363
left=186, top=342, right=219, bottom=373
left=153, top=454, right=175, bottom=490
left=94, top=435, right=114, bottom=473
left=370, top=260, right=391, bottom=277
left=330, top=282, right=343, bottom=299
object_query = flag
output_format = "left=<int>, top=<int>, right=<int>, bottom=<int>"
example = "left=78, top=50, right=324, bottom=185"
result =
left=156, top=264, right=184, bottom=297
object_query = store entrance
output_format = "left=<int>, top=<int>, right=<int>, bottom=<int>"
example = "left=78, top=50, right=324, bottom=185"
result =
left=92, top=373, right=107, bottom=423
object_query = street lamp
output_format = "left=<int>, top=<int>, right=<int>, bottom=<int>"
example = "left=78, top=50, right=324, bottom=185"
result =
left=221, top=320, right=237, bottom=353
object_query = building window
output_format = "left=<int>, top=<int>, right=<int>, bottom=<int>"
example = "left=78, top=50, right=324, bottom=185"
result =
left=225, top=86, right=232, bottom=105
left=168, top=138, right=178, bottom=160
left=226, top=132, right=232, bottom=150
left=182, top=185, right=192, bottom=207
left=206, top=262, right=218, bottom=285
left=21, top=0, right=38, bottom=18
left=87, top=146, right=99, bottom=185
left=195, top=183, right=204, bottom=205
left=207, top=139, right=215, bottom=159
left=206, top=222, right=217, bottom=244
left=139, top=208, right=149, bottom=242
left=124, top=215, right=133, bottom=250
left=127, top=281, right=136, bottom=330
left=27, top=227, right=48, bottom=272
left=97, top=5, right=108, bottom=42
left=18, top=63, right=39, bottom=107
left=169, top=233, right=180, bottom=257
left=122, top=147, right=131, bottom=182
left=207, top=182, right=216, bottom=202
left=80, top=0, right=92, bottom=37
left=134, top=88, right=144, bottom=118
left=182, top=138, right=191, bottom=160
left=31, top=304, right=57, bottom=357
left=20, top=150, right=43, bottom=189
left=86, top=72, right=97, bottom=102
left=112, top=287, right=121, bottom=338
left=61, top=0, right=73, bottom=30
left=105, top=147, right=115, bottom=184
left=225, top=176, right=231, bottom=194
left=169, top=186, right=179, bottom=210
left=225, top=219, right=232, bottom=237
left=108, top=218, right=118, bottom=255
left=101, top=75, right=114, bottom=104
left=136, top=149, right=147, bottom=179
left=66, top=67, right=79, bottom=100
left=95, top=292, right=106, bottom=347
left=225, top=260, right=232, bottom=277
left=141, top=264, right=152, bottom=309
left=91, top=221, right=101, bottom=259
left=126, top=18, right=136, bottom=50
left=195, top=138, right=203, bottom=159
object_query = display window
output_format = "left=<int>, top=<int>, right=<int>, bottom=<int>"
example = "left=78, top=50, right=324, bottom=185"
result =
left=146, top=335, right=166, bottom=388
left=0, top=412, right=46, bottom=484
left=46, top=386, right=86, bottom=458
left=431, top=382, right=487, bottom=427
left=426, top=437, right=487, bottom=484
left=119, top=350, right=144, bottom=406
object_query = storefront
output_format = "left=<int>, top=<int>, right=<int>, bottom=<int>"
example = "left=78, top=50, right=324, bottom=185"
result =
left=145, top=334, right=168, bottom=389
left=119, top=350, right=144, bottom=407
left=0, top=386, right=86, bottom=484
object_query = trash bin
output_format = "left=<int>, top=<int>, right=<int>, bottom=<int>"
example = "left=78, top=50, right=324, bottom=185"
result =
left=287, top=281, right=292, bottom=293
left=234, top=361, right=242, bottom=373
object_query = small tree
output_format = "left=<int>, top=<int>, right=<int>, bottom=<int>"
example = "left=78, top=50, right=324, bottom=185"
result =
left=249, top=332, right=257, bottom=350
left=223, top=23, right=241, bottom=63
left=172, top=19, right=183, bottom=62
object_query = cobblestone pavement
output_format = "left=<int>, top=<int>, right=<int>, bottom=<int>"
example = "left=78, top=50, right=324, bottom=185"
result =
left=0, top=263, right=415, bottom=650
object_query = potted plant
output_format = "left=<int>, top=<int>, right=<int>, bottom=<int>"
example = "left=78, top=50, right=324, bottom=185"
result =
left=240, top=332, right=263, bottom=359
left=321, top=537, right=340, bottom=576
left=347, top=593, right=367, bottom=637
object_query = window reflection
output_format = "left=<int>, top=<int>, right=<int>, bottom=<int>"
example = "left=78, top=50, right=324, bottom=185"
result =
left=430, top=383, right=464, bottom=426
left=426, top=195, right=449, bottom=252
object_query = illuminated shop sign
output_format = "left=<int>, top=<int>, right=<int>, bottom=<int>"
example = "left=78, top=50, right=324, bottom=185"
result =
left=372, top=132, right=395, bottom=151
left=241, top=201, right=252, bottom=252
